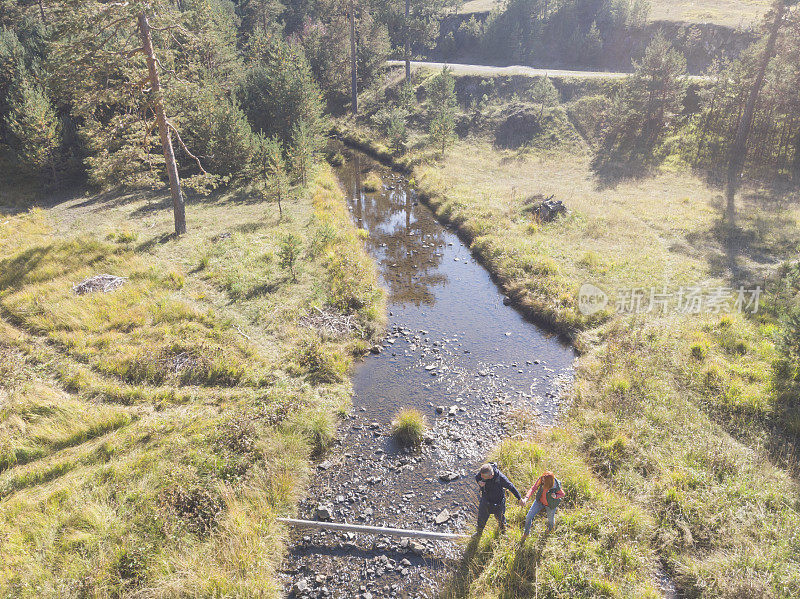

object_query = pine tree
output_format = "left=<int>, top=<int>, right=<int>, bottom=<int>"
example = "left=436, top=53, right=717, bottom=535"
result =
left=238, top=38, right=323, bottom=144
left=289, top=119, right=321, bottom=186
left=253, top=133, right=290, bottom=217
left=4, top=73, right=60, bottom=181
left=172, top=83, right=255, bottom=181
left=429, top=111, right=455, bottom=158
left=296, top=0, right=389, bottom=110
left=46, top=0, right=221, bottom=235
left=725, top=0, right=795, bottom=224
left=376, top=0, right=457, bottom=81
left=238, top=0, right=285, bottom=38
left=593, top=32, right=687, bottom=175
left=427, top=66, right=456, bottom=158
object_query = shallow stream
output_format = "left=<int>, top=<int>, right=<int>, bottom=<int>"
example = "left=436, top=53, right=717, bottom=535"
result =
left=280, top=145, right=576, bottom=598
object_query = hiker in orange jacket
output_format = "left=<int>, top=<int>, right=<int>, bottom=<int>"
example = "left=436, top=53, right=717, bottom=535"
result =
left=519, top=470, right=565, bottom=542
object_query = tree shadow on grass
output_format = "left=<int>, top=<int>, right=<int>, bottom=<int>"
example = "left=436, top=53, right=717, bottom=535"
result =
left=687, top=184, right=800, bottom=285
left=591, top=157, right=655, bottom=191
left=135, top=232, right=175, bottom=254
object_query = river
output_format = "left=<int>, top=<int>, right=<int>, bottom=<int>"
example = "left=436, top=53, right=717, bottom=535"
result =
left=280, top=144, right=576, bottom=598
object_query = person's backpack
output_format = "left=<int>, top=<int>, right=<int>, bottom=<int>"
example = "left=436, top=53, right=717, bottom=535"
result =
left=545, top=487, right=563, bottom=510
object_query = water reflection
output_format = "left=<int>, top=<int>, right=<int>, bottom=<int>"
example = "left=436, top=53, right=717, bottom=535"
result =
left=339, top=146, right=448, bottom=307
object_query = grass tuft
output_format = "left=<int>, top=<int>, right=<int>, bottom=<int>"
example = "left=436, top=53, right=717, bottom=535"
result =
left=362, top=171, right=383, bottom=192
left=391, top=408, right=427, bottom=447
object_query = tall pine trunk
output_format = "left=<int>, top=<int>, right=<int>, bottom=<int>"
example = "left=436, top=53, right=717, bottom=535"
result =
left=725, top=1, right=786, bottom=224
left=138, top=12, right=187, bottom=235
left=350, top=1, right=358, bottom=115
left=404, top=0, right=411, bottom=81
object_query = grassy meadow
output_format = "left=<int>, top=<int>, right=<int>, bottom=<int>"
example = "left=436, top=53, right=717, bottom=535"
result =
left=459, top=0, right=772, bottom=26
left=0, top=165, right=384, bottom=597
left=337, top=66, right=800, bottom=598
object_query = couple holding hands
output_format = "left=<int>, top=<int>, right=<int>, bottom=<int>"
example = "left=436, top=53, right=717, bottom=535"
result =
left=475, top=462, right=564, bottom=543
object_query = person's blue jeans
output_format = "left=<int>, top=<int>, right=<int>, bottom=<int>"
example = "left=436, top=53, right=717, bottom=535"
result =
left=524, top=500, right=556, bottom=534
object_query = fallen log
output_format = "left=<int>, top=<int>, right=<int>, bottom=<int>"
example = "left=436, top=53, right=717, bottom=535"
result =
left=276, top=517, right=468, bottom=541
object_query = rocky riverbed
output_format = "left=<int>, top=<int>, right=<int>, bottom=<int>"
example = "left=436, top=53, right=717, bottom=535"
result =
left=280, top=145, right=575, bottom=598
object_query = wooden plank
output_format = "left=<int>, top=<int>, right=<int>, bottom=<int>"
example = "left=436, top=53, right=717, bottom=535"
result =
left=277, top=518, right=468, bottom=541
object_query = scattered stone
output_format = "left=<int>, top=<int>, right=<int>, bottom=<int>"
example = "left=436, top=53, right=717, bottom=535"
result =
left=409, top=541, right=425, bottom=555
left=72, top=274, right=126, bottom=295
left=370, top=345, right=383, bottom=354
left=315, top=504, right=333, bottom=521
left=435, top=509, right=451, bottom=525
left=438, top=472, right=459, bottom=482
left=291, top=578, right=309, bottom=594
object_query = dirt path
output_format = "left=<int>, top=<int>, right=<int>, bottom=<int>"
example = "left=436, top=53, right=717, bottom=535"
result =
left=389, top=60, right=710, bottom=82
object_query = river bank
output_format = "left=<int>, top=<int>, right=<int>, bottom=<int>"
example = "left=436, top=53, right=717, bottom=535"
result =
left=331, top=115, right=800, bottom=598
left=0, top=165, right=385, bottom=597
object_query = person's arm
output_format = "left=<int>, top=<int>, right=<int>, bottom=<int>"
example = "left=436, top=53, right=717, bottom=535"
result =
left=524, top=477, right=542, bottom=503
left=498, top=471, right=522, bottom=501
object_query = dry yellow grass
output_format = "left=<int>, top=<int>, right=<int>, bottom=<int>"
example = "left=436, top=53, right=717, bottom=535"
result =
left=459, top=0, right=771, bottom=26
left=416, top=140, right=799, bottom=333
left=0, top=165, right=384, bottom=597
left=649, top=0, right=771, bottom=26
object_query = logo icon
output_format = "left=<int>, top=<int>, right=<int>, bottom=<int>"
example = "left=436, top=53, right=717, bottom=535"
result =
left=578, top=283, right=608, bottom=316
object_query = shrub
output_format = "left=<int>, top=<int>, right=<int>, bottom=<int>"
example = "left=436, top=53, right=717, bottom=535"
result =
left=326, top=150, right=345, bottom=166
left=690, top=343, right=707, bottom=360
left=391, top=408, right=427, bottom=447
left=608, top=375, right=630, bottom=396
left=112, top=547, right=147, bottom=586
left=106, top=230, right=138, bottom=243
left=588, top=433, right=630, bottom=475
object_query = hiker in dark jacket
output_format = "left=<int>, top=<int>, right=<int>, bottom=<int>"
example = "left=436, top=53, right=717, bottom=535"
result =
left=520, top=470, right=565, bottom=542
left=475, top=462, right=522, bottom=535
